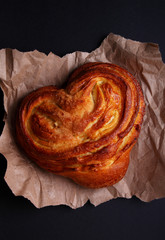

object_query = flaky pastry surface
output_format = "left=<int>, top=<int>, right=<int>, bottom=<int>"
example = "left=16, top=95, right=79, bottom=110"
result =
left=16, top=62, right=145, bottom=188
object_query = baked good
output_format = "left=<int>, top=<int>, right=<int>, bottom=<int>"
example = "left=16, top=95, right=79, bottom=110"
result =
left=16, top=62, right=145, bottom=188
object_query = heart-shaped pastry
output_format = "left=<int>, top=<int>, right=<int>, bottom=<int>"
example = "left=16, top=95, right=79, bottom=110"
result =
left=16, top=62, right=145, bottom=188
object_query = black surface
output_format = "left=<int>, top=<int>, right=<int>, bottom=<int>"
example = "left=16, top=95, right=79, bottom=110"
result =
left=0, top=0, right=165, bottom=240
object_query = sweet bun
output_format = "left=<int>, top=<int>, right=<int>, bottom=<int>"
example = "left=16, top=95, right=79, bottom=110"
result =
left=16, top=62, right=145, bottom=188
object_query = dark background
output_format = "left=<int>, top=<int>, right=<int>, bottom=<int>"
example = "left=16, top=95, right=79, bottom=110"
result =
left=0, top=0, right=165, bottom=239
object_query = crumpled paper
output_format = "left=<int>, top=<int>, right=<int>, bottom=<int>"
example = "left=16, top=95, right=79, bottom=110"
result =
left=0, top=33, right=165, bottom=209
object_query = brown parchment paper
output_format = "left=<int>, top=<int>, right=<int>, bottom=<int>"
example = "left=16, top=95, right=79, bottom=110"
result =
left=0, top=33, right=165, bottom=209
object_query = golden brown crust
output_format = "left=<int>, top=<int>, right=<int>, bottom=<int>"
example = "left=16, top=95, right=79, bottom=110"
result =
left=15, top=62, right=145, bottom=188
